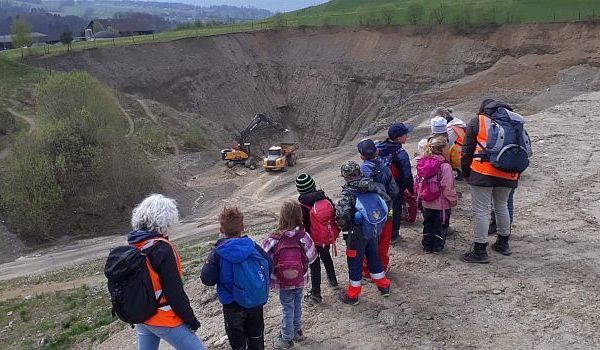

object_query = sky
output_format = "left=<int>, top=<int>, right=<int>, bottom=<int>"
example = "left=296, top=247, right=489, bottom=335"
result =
left=178, top=0, right=329, bottom=12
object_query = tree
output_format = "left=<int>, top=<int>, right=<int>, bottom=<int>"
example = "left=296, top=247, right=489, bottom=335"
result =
left=59, top=31, right=73, bottom=51
left=406, top=1, right=425, bottom=25
left=11, top=17, right=32, bottom=48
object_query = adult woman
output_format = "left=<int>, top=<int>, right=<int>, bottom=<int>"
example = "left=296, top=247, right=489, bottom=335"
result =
left=128, top=194, right=204, bottom=350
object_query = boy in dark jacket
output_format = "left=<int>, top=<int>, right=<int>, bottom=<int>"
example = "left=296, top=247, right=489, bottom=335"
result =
left=336, top=161, right=392, bottom=305
left=201, top=207, right=272, bottom=350
left=377, top=122, right=415, bottom=243
left=296, top=173, right=339, bottom=305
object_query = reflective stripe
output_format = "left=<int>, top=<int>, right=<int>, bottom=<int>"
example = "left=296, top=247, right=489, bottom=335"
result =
left=158, top=305, right=172, bottom=311
left=141, top=239, right=157, bottom=251
left=370, top=271, right=386, bottom=279
left=350, top=280, right=362, bottom=287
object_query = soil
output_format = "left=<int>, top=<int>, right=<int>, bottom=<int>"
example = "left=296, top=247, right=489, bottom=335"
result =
left=1, top=23, right=599, bottom=349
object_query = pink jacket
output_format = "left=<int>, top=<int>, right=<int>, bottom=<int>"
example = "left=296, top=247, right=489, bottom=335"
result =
left=421, top=154, right=458, bottom=211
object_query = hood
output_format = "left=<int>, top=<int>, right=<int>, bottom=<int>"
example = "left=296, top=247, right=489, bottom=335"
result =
left=481, top=100, right=513, bottom=117
left=447, top=117, right=466, bottom=128
left=127, top=230, right=164, bottom=244
left=360, top=157, right=383, bottom=178
left=343, top=177, right=375, bottom=193
left=377, top=139, right=402, bottom=157
left=299, top=190, right=326, bottom=206
left=216, top=236, right=256, bottom=264
left=271, top=227, right=305, bottom=240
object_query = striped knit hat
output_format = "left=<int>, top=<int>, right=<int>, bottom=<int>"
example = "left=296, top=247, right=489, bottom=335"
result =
left=296, top=173, right=316, bottom=194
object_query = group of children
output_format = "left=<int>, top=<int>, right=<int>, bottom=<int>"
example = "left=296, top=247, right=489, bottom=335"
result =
left=200, top=106, right=465, bottom=350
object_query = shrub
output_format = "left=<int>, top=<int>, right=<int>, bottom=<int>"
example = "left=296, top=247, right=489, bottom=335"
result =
left=406, top=1, right=425, bottom=25
left=0, top=108, right=16, bottom=135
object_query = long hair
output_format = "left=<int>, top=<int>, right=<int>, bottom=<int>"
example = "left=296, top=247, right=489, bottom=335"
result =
left=423, top=136, right=448, bottom=158
left=277, top=200, right=304, bottom=232
left=131, top=194, right=179, bottom=234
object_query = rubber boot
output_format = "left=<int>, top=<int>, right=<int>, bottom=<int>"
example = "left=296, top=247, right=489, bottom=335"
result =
left=373, top=276, right=391, bottom=297
left=492, top=235, right=512, bottom=256
left=461, top=242, right=489, bottom=264
left=339, top=285, right=360, bottom=305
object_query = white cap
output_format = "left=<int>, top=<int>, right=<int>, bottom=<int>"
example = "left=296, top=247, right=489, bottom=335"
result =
left=430, top=116, right=448, bottom=134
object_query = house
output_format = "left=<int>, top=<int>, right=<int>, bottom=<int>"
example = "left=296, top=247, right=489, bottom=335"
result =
left=85, top=18, right=157, bottom=39
left=0, top=32, right=48, bottom=50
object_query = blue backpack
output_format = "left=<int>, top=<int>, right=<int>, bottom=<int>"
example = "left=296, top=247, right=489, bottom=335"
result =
left=230, top=250, right=269, bottom=308
left=479, top=108, right=532, bottom=174
left=352, top=192, right=388, bottom=239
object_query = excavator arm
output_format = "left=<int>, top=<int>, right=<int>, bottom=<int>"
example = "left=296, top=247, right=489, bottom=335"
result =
left=238, top=113, right=288, bottom=147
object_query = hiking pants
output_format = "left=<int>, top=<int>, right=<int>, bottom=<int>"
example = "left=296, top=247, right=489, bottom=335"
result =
left=279, top=288, right=303, bottom=342
left=223, top=302, right=265, bottom=350
left=422, top=208, right=451, bottom=251
left=491, top=188, right=515, bottom=228
left=471, top=185, right=512, bottom=243
left=362, top=219, right=392, bottom=276
left=391, top=197, right=402, bottom=240
left=309, top=245, right=337, bottom=298
left=136, top=324, right=205, bottom=350
left=347, top=236, right=384, bottom=285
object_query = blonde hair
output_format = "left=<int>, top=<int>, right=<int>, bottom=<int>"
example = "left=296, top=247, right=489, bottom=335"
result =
left=131, top=194, right=179, bottom=234
left=277, top=200, right=304, bottom=232
left=423, top=136, right=448, bottom=157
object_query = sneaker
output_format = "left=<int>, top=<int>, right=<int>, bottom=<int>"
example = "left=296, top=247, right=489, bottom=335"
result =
left=293, top=330, right=306, bottom=342
left=338, top=291, right=359, bottom=305
left=304, top=291, right=322, bottom=305
left=272, top=335, right=294, bottom=349
left=377, top=285, right=391, bottom=297
left=328, top=279, right=340, bottom=290
left=461, top=243, right=490, bottom=264
left=491, top=235, right=512, bottom=256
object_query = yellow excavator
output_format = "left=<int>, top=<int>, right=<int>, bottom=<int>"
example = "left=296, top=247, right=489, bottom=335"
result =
left=220, top=113, right=288, bottom=169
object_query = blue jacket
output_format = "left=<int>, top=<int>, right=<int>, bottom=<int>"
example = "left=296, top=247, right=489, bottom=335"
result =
left=200, top=236, right=272, bottom=306
left=377, top=139, right=414, bottom=197
left=360, top=157, right=399, bottom=201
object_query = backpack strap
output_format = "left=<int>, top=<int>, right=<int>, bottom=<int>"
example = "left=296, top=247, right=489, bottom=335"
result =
left=132, top=237, right=176, bottom=308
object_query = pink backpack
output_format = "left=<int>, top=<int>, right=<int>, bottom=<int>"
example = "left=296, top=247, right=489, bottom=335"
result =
left=271, top=230, right=308, bottom=288
left=414, top=157, right=446, bottom=202
left=301, top=199, right=340, bottom=255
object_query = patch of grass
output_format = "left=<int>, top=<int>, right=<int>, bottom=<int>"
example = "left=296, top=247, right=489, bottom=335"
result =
left=0, top=58, right=46, bottom=106
left=182, top=123, right=209, bottom=151
left=138, top=121, right=170, bottom=155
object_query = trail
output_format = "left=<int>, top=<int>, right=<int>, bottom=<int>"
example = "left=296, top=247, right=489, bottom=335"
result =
left=0, top=108, right=36, bottom=160
left=137, top=98, right=180, bottom=156
left=117, top=102, right=135, bottom=137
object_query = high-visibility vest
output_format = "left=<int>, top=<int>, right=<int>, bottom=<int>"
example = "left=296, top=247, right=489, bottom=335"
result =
left=449, top=124, right=466, bottom=147
left=471, top=115, right=519, bottom=181
left=133, top=237, right=184, bottom=328
left=448, top=125, right=465, bottom=170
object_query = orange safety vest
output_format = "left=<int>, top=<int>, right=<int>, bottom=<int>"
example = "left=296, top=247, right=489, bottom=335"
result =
left=471, top=115, right=519, bottom=181
left=449, top=124, right=466, bottom=147
left=132, top=237, right=184, bottom=328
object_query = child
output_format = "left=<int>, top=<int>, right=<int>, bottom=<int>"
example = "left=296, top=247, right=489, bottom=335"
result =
left=200, top=207, right=272, bottom=350
left=335, top=161, right=392, bottom=305
left=262, top=200, right=317, bottom=349
left=296, top=173, right=339, bottom=305
left=415, top=137, right=458, bottom=253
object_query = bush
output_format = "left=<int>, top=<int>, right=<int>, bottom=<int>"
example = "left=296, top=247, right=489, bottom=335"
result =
left=140, top=123, right=169, bottom=154
left=0, top=108, right=16, bottom=135
left=406, top=1, right=425, bottom=25
left=0, top=72, right=159, bottom=242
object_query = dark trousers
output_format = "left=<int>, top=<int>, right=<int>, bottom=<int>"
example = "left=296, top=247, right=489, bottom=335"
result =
left=309, top=245, right=337, bottom=297
left=223, top=302, right=264, bottom=350
left=347, top=236, right=383, bottom=284
left=391, top=197, right=402, bottom=240
left=422, top=208, right=451, bottom=251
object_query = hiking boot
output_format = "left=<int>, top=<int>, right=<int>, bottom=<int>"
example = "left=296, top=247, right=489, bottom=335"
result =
left=338, top=290, right=359, bottom=305
left=328, top=279, right=340, bottom=290
left=461, top=243, right=490, bottom=264
left=304, top=291, right=322, bottom=305
left=377, top=285, right=391, bottom=297
left=293, top=330, right=306, bottom=342
left=492, top=235, right=512, bottom=256
left=272, top=335, right=294, bottom=349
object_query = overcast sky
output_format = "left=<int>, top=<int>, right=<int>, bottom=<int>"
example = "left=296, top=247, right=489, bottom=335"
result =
left=179, top=0, right=328, bottom=12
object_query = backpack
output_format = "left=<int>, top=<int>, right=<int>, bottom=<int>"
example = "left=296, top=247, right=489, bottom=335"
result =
left=350, top=191, right=388, bottom=239
left=479, top=108, right=532, bottom=173
left=105, top=243, right=164, bottom=326
left=301, top=199, right=340, bottom=255
left=229, top=249, right=270, bottom=308
left=414, top=156, right=446, bottom=202
left=272, top=231, right=308, bottom=288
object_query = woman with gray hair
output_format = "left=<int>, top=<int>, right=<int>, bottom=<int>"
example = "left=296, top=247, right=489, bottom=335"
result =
left=127, top=194, right=204, bottom=350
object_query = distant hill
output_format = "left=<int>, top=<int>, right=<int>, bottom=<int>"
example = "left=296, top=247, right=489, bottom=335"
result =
left=184, top=0, right=328, bottom=13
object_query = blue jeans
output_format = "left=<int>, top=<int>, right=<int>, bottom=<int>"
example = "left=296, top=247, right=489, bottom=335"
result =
left=136, top=324, right=205, bottom=350
left=279, top=288, right=303, bottom=342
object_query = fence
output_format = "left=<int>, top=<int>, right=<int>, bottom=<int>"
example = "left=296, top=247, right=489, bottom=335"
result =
left=2, top=6, right=600, bottom=61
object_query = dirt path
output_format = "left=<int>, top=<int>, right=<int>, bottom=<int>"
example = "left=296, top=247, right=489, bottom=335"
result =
left=117, top=103, right=135, bottom=137
left=137, top=98, right=180, bottom=156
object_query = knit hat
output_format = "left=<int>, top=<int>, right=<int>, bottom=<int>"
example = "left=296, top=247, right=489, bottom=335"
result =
left=357, top=139, right=378, bottom=159
left=430, top=116, right=448, bottom=134
left=388, top=122, right=415, bottom=139
left=296, top=173, right=316, bottom=194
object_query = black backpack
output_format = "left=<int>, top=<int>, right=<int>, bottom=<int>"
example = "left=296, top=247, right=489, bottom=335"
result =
left=104, top=245, right=164, bottom=326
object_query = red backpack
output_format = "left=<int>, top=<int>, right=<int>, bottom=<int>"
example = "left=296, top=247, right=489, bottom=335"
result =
left=301, top=199, right=340, bottom=255
left=272, top=231, right=308, bottom=289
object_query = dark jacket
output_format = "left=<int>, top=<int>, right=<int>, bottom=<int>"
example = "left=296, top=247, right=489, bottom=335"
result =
left=298, top=190, right=335, bottom=235
left=127, top=230, right=200, bottom=330
left=200, top=236, right=272, bottom=306
left=377, top=139, right=414, bottom=196
left=461, top=101, right=519, bottom=188
left=335, top=177, right=392, bottom=232
left=360, top=156, right=400, bottom=201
